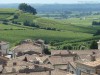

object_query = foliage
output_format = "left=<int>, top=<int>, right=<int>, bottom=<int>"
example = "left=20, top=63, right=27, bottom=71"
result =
left=43, top=47, right=51, bottom=55
left=90, top=40, right=98, bottom=49
left=62, top=44, right=73, bottom=50
left=94, top=30, right=100, bottom=36
left=18, top=3, right=37, bottom=15
left=0, top=8, right=100, bottom=49
left=23, top=20, right=31, bottom=26
left=92, top=21, right=100, bottom=26
left=13, top=14, right=18, bottom=19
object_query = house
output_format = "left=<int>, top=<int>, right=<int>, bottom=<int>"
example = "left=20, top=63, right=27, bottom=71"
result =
left=67, top=62, right=76, bottom=74
left=48, top=56, right=74, bottom=70
left=2, top=57, right=54, bottom=74
left=51, top=50, right=77, bottom=57
left=76, top=55, right=100, bottom=75
left=0, top=41, right=9, bottom=55
left=1, top=72, right=49, bottom=75
left=0, top=56, right=9, bottom=65
left=0, top=56, right=9, bottom=74
left=12, top=43, right=43, bottom=57
left=70, top=50, right=100, bottom=62
left=16, top=54, right=49, bottom=64
left=12, top=39, right=46, bottom=58
left=51, top=69, right=73, bottom=75
left=50, top=50, right=100, bottom=75
left=51, top=50, right=100, bottom=57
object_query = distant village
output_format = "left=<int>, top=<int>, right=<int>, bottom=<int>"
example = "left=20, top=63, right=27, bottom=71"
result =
left=0, top=39, right=100, bottom=75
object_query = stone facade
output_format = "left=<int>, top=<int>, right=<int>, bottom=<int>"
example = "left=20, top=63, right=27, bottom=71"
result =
left=0, top=41, right=9, bottom=55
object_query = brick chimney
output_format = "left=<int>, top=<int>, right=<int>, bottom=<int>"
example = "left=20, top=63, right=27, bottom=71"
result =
left=73, top=55, right=78, bottom=61
left=49, top=70, right=51, bottom=75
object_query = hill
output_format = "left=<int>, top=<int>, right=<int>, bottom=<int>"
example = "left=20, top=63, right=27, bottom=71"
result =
left=0, top=4, right=100, bottom=13
left=0, top=8, right=100, bottom=49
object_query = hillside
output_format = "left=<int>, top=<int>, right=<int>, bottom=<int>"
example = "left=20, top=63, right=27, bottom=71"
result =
left=0, top=4, right=100, bottom=12
left=0, top=8, right=100, bottom=49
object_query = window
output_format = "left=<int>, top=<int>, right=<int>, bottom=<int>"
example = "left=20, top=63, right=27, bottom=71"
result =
left=13, top=62, right=17, bottom=66
left=87, top=70, right=90, bottom=73
left=71, top=71, right=74, bottom=74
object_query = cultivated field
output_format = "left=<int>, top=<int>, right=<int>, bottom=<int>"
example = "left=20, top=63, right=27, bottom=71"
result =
left=0, top=8, right=100, bottom=49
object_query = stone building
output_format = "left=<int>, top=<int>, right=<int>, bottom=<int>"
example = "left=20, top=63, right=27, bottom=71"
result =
left=67, top=62, right=76, bottom=74
left=12, top=39, right=45, bottom=58
left=0, top=41, right=9, bottom=55
left=76, top=55, right=100, bottom=75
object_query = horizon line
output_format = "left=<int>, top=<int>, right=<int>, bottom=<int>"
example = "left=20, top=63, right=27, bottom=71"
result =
left=0, top=3, right=100, bottom=4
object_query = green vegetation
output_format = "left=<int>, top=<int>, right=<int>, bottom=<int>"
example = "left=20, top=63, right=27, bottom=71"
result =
left=18, top=3, right=37, bottom=15
left=0, top=8, right=100, bottom=50
left=90, top=40, right=98, bottom=49
left=0, top=9, right=17, bottom=20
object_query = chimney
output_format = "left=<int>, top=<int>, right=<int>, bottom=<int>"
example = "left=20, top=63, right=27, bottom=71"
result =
left=92, top=51, right=96, bottom=55
left=73, top=56, right=78, bottom=61
left=13, top=62, right=17, bottom=66
left=97, top=40, right=100, bottom=50
left=49, top=70, right=51, bottom=75
left=90, top=55, right=96, bottom=61
left=68, top=50, right=71, bottom=54
left=23, top=57, right=28, bottom=62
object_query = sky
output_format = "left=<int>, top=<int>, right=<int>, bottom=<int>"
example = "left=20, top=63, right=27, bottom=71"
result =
left=0, top=0, right=99, bottom=4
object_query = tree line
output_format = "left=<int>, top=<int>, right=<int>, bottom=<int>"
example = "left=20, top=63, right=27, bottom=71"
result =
left=92, top=21, right=100, bottom=26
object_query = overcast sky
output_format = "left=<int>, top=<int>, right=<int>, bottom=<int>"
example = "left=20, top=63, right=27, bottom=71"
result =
left=0, top=0, right=99, bottom=4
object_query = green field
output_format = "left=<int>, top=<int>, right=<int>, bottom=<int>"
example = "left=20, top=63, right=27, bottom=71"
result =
left=0, top=9, right=17, bottom=20
left=0, top=8, right=100, bottom=49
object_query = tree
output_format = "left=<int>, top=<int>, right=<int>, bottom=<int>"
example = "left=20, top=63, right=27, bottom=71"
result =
left=90, top=41, right=98, bottom=49
left=92, top=21, right=100, bottom=26
left=18, top=3, right=37, bottom=15
left=43, top=48, right=51, bottom=55
left=13, top=14, right=18, bottom=19
left=23, top=20, right=30, bottom=26
left=94, top=30, right=100, bottom=36
left=62, top=44, right=73, bottom=50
